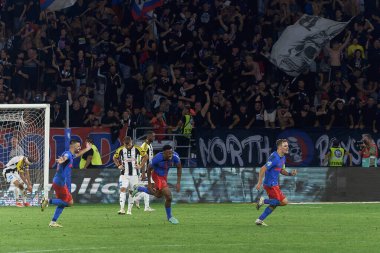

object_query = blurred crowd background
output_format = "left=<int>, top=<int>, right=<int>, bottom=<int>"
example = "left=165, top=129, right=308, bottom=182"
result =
left=0, top=0, right=379, bottom=136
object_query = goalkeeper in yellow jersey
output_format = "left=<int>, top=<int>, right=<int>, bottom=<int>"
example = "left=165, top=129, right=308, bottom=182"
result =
left=2, top=155, right=33, bottom=207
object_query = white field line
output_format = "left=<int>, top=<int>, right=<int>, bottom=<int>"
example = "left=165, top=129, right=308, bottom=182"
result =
left=8, top=243, right=250, bottom=253
left=289, top=201, right=380, bottom=205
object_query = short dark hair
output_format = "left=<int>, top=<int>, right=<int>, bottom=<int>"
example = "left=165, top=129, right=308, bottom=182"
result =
left=332, top=139, right=340, bottom=147
left=162, top=145, right=172, bottom=151
left=276, top=139, right=288, bottom=147
left=70, top=139, right=79, bottom=145
left=86, top=137, right=94, bottom=144
left=146, top=131, right=154, bottom=136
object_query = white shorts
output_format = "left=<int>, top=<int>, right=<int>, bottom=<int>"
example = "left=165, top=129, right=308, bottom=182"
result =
left=264, top=110, right=276, bottom=123
left=119, top=175, right=139, bottom=190
left=4, top=171, right=22, bottom=184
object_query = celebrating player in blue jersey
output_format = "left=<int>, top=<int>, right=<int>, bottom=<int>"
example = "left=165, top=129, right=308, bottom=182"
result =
left=132, top=145, right=182, bottom=224
left=255, top=139, right=297, bottom=226
left=41, top=139, right=91, bottom=228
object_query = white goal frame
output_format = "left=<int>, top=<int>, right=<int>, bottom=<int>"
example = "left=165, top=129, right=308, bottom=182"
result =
left=0, top=104, right=50, bottom=199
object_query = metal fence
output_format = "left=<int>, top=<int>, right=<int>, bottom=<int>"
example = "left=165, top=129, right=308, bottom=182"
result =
left=132, top=127, right=196, bottom=167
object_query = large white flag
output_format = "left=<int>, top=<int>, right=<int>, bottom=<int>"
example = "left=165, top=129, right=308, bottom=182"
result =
left=40, top=0, right=77, bottom=11
left=270, top=15, right=350, bottom=77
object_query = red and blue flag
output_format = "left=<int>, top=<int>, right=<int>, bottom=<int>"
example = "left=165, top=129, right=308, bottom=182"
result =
left=132, top=0, right=163, bottom=20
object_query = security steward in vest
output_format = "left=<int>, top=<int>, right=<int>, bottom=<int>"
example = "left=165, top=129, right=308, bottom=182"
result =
left=173, top=104, right=194, bottom=163
left=324, top=139, right=352, bottom=167
left=79, top=137, right=103, bottom=169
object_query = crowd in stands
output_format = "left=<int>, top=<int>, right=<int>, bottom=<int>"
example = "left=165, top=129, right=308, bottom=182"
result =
left=0, top=0, right=379, bottom=136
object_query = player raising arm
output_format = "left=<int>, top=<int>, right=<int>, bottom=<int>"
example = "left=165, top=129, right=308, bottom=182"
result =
left=41, top=139, right=91, bottom=228
left=132, top=145, right=182, bottom=224
left=254, top=139, right=297, bottom=226
left=2, top=156, right=33, bottom=207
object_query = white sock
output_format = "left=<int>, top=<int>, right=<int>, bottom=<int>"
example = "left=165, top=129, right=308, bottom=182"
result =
left=134, top=192, right=142, bottom=201
left=143, top=193, right=150, bottom=209
left=22, top=193, right=27, bottom=203
left=127, top=194, right=134, bottom=212
left=14, top=187, right=20, bottom=203
left=119, top=192, right=126, bottom=210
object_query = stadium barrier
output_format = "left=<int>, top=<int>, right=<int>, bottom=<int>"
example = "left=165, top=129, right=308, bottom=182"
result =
left=39, top=167, right=380, bottom=204
left=1, top=128, right=378, bottom=169
left=195, top=128, right=380, bottom=167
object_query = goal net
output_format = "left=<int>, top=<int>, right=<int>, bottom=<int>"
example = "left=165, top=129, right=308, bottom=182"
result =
left=0, top=104, right=50, bottom=206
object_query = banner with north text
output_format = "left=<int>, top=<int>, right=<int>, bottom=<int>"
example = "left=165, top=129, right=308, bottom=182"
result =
left=196, top=128, right=380, bottom=167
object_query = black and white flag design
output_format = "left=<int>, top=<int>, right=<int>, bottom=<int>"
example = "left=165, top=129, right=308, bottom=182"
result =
left=270, top=15, right=350, bottom=77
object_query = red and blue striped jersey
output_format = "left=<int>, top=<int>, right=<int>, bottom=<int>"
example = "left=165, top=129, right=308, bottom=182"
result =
left=263, top=151, right=286, bottom=187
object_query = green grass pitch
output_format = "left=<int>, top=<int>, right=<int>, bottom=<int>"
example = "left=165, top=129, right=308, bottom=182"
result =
left=2, top=203, right=380, bottom=253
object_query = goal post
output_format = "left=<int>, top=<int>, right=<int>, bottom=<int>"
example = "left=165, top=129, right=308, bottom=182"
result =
left=0, top=104, right=50, bottom=206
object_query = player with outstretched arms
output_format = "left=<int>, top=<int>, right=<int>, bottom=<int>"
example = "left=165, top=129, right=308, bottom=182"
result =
left=132, top=145, right=182, bottom=224
left=255, top=139, right=297, bottom=226
left=2, top=155, right=33, bottom=207
left=113, top=136, right=147, bottom=215
left=40, top=139, right=91, bottom=228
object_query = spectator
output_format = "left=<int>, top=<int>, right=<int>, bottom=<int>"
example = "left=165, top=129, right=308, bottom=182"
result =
left=105, top=65, right=122, bottom=111
left=350, top=98, right=366, bottom=129
left=135, top=107, right=152, bottom=128
left=102, top=108, right=121, bottom=143
left=136, top=30, right=157, bottom=71
left=325, top=31, right=351, bottom=81
left=222, top=100, right=240, bottom=129
left=150, top=111, right=167, bottom=142
left=277, top=98, right=294, bottom=130
left=120, top=109, right=132, bottom=136
left=207, top=92, right=223, bottom=129
left=51, top=102, right=65, bottom=127
left=362, top=97, right=378, bottom=132
left=69, top=99, right=85, bottom=127
left=73, top=49, right=89, bottom=94
left=241, top=55, right=263, bottom=84
left=367, top=38, right=380, bottom=89
left=326, top=98, right=349, bottom=130
left=359, top=134, right=378, bottom=167
left=177, top=78, right=196, bottom=105
left=252, top=100, right=265, bottom=128
left=315, top=95, right=331, bottom=128
left=155, top=67, right=174, bottom=101
left=193, top=91, right=210, bottom=129
left=257, top=81, right=276, bottom=129
left=294, top=103, right=316, bottom=128
left=54, top=59, right=74, bottom=96
left=347, top=37, right=365, bottom=58
left=11, top=57, right=28, bottom=98
left=116, top=36, right=136, bottom=81
left=287, top=79, right=311, bottom=113
left=236, top=103, right=254, bottom=129
left=84, top=112, right=99, bottom=128
left=9, top=132, right=24, bottom=157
